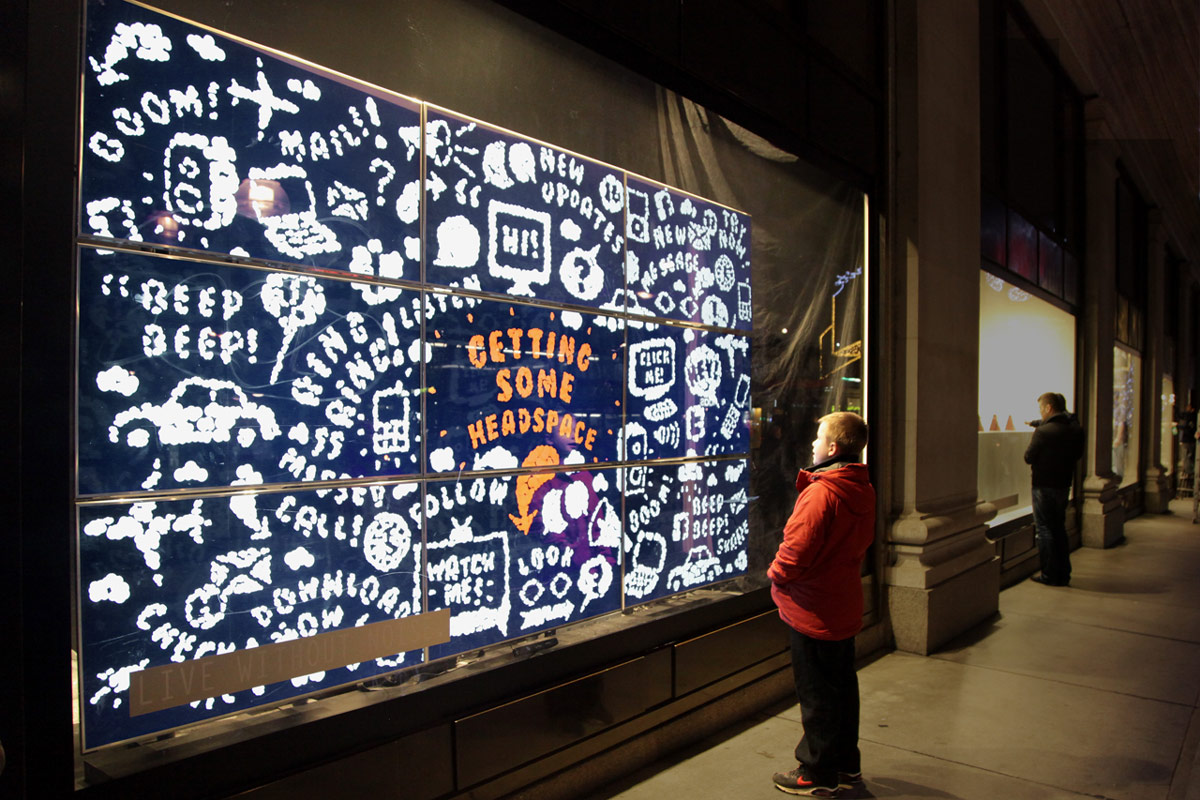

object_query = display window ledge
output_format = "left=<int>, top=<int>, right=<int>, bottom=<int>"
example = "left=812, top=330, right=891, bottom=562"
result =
left=78, top=581, right=773, bottom=787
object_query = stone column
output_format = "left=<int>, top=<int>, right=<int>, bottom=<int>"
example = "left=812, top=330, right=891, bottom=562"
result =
left=1079, top=106, right=1124, bottom=545
left=882, top=0, right=999, bottom=655
left=1143, top=210, right=1171, bottom=512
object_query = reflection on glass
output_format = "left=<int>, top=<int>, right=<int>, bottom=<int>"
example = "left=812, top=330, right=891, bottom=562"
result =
left=1113, top=346, right=1140, bottom=485
left=1007, top=209, right=1038, bottom=283
left=977, top=271, right=1075, bottom=520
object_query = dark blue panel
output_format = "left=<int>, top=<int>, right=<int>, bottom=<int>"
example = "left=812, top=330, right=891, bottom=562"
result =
left=624, top=177, right=751, bottom=330
left=623, top=460, right=749, bottom=605
left=425, top=470, right=622, bottom=660
left=81, top=0, right=421, bottom=275
left=623, top=323, right=750, bottom=460
left=78, top=483, right=424, bottom=748
left=424, top=297, right=624, bottom=472
left=77, top=248, right=422, bottom=495
left=424, top=108, right=625, bottom=308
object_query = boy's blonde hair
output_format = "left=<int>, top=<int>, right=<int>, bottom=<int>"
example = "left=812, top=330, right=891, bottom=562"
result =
left=819, top=411, right=868, bottom=455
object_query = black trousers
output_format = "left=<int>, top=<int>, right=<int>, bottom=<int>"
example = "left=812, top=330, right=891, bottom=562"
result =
left=1032, top=486, right=1071, bottom=583
left=790, top=629, right=860, bottom=785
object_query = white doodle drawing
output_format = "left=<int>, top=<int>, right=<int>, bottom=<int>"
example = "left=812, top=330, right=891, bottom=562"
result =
left=283, top=547, right=315, bottom=570
left=434, top=215, right=481, bottom=268
left=163, top=132, right=238, bottom=231
left=624, top=527, right=666, bottom=599
left=228, top=68, right=300, bottom=131
left=685, top=405, right=706, bottom=442
left=261, top=272, right=327, bottom=384
left=395, top=179, right=420, bottom=224
left=96, top=365, right=140, bottom=396
left=626, top=186, right=650, bottom=243
left=487, top=199, right=552, bottom=296
left=714, top=253, right=736, bottom=291
left=645, top=397, right=678, bottom=423
left=89, top=661, right=150, bottom=710
left=737, top=281, right=752, bottom=320
left=560, top=243, right=604, bottom=301
left=508, top=142, right=537, bottom=183
left=186, top=33, right=225, bottom=61
left=327, top=179, right=369, bottom=221
left=598, top=173, right=624, bottom=213
left=700, top=295, right=730, bottom=328
left=347, top=239, right=405, bottom=304
left=559, top=218, right=582, bottom=241
left=109, top=376, right=281, bottom=449
left=587, top=497, right=621, bottom=549
left=666, top=545, right=722, bottom=591
left=628, top=337, right=676, bottom=402
left=173, top=461, right=209, bottom=483
left=372, top=383, right=413, bottom=458
left=482, top=140, right=514, bottom=190
left=248, top=166, right=342, bottom=260
left=184, top=547, right=272, bottom=630
left=89, top=573, right=132, bottom=604
left=427, top=529, right=511, bottom=638
left=621, top=421, right=649, bottom=471
left=89, top=21, right=173, bottom=86
left=684, top=345, right=722, bottom=406
left=362, top=512, right=412, bottom=572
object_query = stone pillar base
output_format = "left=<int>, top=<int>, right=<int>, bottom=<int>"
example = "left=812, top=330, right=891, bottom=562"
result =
left=888, top=557, right=999, bottom=655
left=1143, top=466, right=1171, bottom=513
left=1081, top=475, right=1124, bottom=547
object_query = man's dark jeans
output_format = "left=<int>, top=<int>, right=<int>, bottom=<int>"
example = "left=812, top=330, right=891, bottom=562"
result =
left=790, top=630, right=860, bottom=785
left=1032, top=486, right=1071, bottom=584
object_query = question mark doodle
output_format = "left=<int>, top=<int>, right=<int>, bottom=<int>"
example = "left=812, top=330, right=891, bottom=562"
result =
left=370, top=158, right=396, bottom=206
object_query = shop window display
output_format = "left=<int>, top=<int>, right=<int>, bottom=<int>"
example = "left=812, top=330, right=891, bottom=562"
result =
left=977, top=271, right=1075, bottom=522
left=1161, top=376, right=1175, bottom=477
left=1113, top=346, right=1141, bottom=485
left=73, top=0, right=866, bottom=757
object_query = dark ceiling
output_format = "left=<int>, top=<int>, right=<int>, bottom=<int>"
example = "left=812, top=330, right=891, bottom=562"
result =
left=1028, top=0, right=1200, bottom=269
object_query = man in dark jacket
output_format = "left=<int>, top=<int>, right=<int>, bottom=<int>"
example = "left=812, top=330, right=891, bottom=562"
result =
left=1024, top=392, right=1084, bottom=586
left=769, top=412, right=875, bottom=797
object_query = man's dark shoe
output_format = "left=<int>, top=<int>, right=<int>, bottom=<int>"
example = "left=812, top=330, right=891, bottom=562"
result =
left=837, top=770, right=863, bottom=789
left=772, top=765, right=839, bottom=796
left=1031, top=574, right=1067, bottom=586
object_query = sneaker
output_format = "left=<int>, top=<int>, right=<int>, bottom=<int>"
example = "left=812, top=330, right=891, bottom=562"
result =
left=837, top=770, right=863, bottom=789
left=772, top=765, right=839, bottom=796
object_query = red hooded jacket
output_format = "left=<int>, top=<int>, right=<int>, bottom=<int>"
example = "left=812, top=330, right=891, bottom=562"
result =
left=768, top=462, right=875, bottom=640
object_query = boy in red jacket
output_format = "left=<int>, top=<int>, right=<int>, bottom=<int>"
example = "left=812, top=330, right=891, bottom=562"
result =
left=769, top=412, right=875, bottom=797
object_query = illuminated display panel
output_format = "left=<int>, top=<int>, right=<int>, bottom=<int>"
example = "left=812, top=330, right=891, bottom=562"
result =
left=425, top=108, right=625, bottom=309
left=624, top=177, right=752, bottom=331
left=77, top=248, right=423, bottom=496
left=623, top=322, right=750, bottom=460
left=77, top=483, right=425, bottom=747
left=80, top=0, right=422, bottom=274
left=76, top=0, right=752, bottom=750
left=425, top=470, right=622, bottom=660
left=424, top=297, right=625, bottom=472
left=623, top=460, right=749, bottom=605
